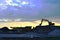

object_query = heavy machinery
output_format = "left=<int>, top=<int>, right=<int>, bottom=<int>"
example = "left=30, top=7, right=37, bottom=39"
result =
left=0, top=19, right=60, bottom=38
left=34, top=19, right=56, bottom=34
left=39, top=19, right=55, bottom=26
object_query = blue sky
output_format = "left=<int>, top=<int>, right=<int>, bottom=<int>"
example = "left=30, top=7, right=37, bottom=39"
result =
left=0, top=0, right=60, bottom=22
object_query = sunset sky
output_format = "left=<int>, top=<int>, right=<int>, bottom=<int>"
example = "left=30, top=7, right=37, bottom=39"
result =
left=0, top=0, right=60, bottom=28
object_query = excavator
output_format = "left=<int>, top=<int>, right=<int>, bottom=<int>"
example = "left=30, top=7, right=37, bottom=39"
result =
left=34, top=19, right=56, bottom=34
left=39, top=19, right=55, bottom=26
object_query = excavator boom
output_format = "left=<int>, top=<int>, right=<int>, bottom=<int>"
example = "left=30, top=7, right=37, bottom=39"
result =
left=40, top=19, right=55, bottom=26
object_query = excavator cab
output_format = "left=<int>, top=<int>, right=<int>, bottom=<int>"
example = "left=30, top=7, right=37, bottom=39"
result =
left=39, top=19, right=55, bottom=26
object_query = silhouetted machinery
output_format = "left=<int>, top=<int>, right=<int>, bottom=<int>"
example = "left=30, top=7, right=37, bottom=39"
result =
left=39, top=19, right=55, bottom=26
left=0, top=19, right=60, bottom=38
left=34, top=19, right=56, bottom=34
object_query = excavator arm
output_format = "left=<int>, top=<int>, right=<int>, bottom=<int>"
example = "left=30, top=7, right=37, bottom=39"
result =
left=39, top=19, right=55, bottom=26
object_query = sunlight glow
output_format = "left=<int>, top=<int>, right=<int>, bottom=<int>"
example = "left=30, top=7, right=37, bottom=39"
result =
left=0, top=20, right=60, bottom=29
left=21, top=1, right=29, bottom=5
left=6, top=0, right=12, bottom=5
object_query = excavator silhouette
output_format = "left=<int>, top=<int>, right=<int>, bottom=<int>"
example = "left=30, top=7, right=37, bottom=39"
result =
left=39, top=19, right=55, bottom=26
left=34, top=19, right=56, bottom=34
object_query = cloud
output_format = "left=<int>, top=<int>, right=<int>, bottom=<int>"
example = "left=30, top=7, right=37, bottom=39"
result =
left=0, top=0, right=60, bottom=22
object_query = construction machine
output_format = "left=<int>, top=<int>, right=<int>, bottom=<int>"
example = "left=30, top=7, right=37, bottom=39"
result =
left=39, top=19, right=55, bottom=26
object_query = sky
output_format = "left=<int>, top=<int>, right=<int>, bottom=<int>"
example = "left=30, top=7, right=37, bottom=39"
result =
left=0, top=0, right=60, bottom=28
left=0, top=0, right=60, bottom=21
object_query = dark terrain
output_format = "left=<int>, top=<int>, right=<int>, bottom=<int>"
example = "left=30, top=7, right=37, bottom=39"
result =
left=0, top=19, right=60, bottom=40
